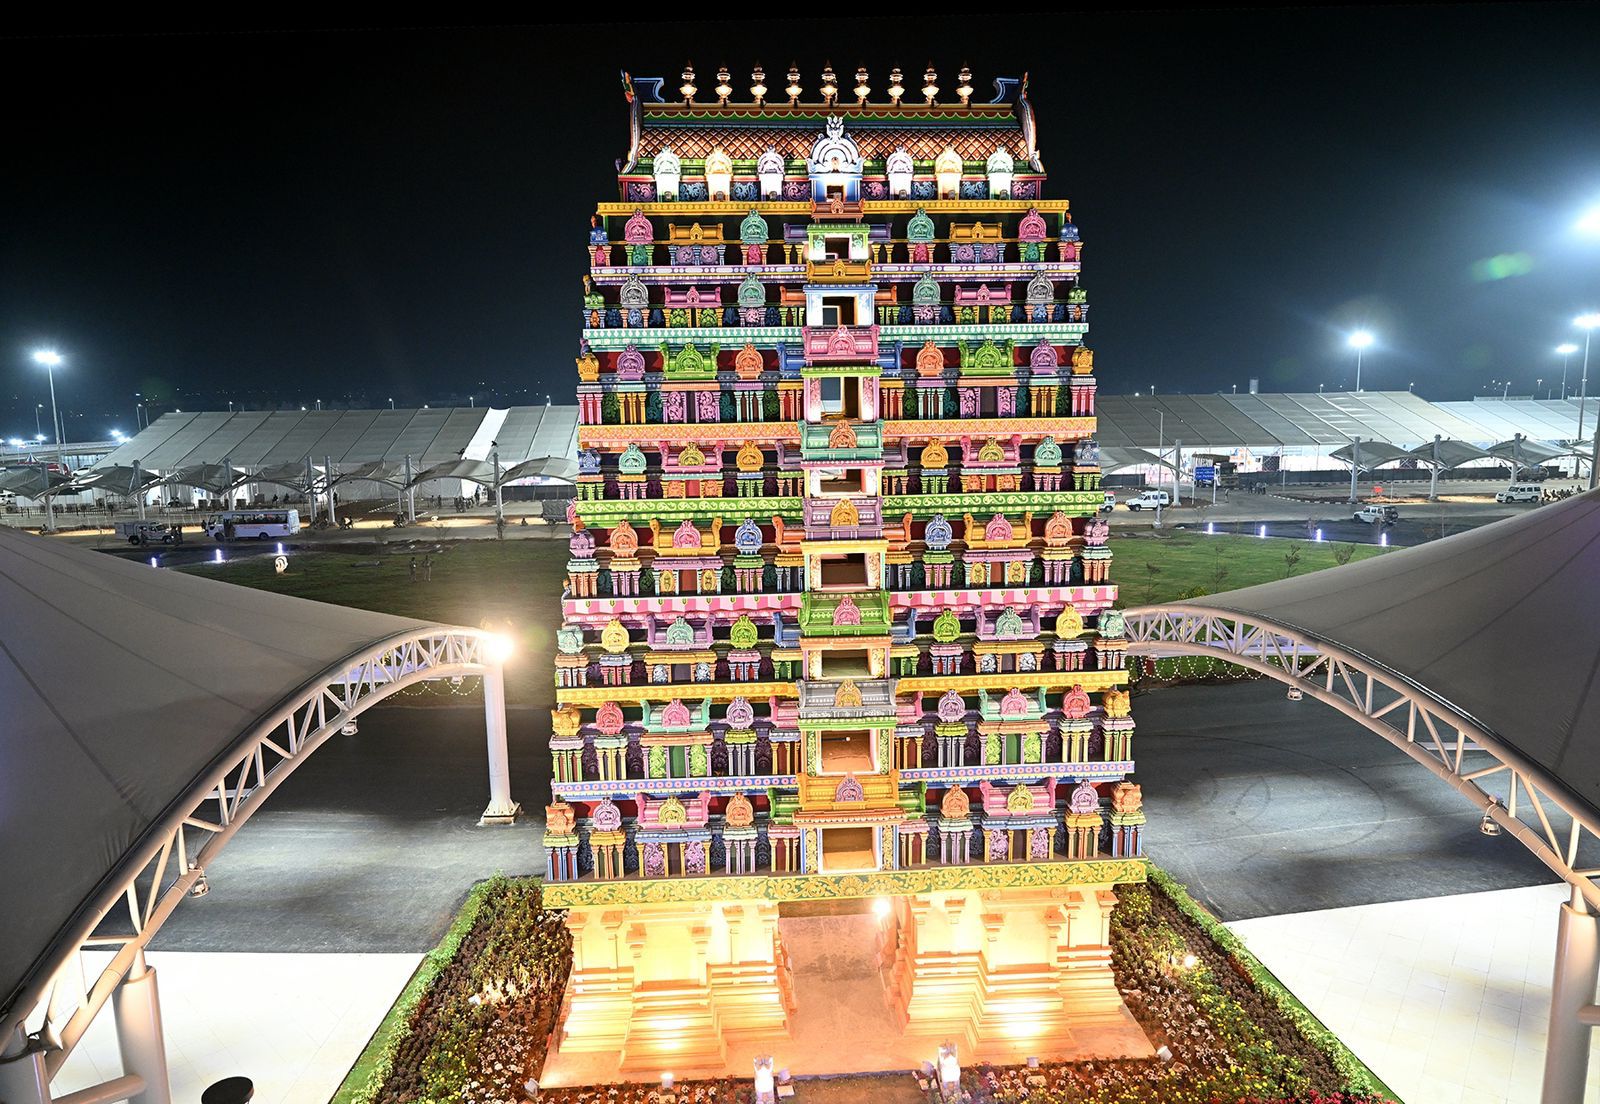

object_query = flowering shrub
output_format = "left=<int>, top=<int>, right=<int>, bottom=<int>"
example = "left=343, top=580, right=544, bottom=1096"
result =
left=345, top=877, right=572, bottom=1104
left=951, top=869, right=1399, bottom=1104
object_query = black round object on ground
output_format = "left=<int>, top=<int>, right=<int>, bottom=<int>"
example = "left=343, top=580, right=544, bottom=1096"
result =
left=201, top=1076, right=254, bottom=1104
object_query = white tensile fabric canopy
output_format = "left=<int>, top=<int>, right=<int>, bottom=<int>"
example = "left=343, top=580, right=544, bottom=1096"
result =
left=1185, top=489, right=1600, bottom=818
left=0, top=526, right=436, bottom=1036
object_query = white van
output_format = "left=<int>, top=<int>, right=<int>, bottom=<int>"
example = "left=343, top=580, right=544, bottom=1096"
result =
left=1125, top=490, right=1171, bottom=511
left=1101, top=492, right=1117, bottom=513
left=1495, top=484, right=1542, bottom=504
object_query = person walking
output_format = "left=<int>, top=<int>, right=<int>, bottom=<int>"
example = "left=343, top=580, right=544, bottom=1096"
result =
left=408, top=556, right=418, bottom=582
left=423, top=554, right=433, bottom=582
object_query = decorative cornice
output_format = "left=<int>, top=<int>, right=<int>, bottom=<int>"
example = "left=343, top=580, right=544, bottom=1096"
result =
left=596, top=199, right=1073, bottom=217
left=896, top=670, right=1127, bottom=695
left=541, top=857, right=1146, bottom=908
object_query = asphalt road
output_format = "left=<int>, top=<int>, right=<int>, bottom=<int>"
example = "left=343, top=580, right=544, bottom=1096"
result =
left=148, top=679, right=1562, bottom=953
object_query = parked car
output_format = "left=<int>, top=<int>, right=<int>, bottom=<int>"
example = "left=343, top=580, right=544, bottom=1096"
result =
left=1100, top=492, right=1117, bottom=513
left=1125, top=490, right=1171, bottom=511
left=1352, top=504, right=1398, bottom=525
left=1495, top=483, right=1543, bottom=504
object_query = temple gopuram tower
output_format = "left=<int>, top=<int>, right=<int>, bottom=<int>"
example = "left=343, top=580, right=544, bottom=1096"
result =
left=545, top=65, right=1146, bottom=1074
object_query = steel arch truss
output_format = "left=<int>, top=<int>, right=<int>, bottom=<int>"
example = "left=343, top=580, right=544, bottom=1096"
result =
left=1124, top=605, right=1600, bottom=915
left=16, top=627, right=499, bottom=1073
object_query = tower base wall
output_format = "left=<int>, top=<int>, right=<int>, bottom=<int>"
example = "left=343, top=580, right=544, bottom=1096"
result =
left=549, top=874, right=1138, bottom=1076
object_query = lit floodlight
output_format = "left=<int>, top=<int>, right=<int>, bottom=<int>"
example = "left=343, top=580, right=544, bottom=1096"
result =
left=1347, top=330, right=1375, bottom=350
left=1576, top=313, right=1600, bottom=330
left=32, top=349, right=63, bottom=367
left=7, top=438, right=21, bottom=447
left=1314, top=528, right=1324, bottom=542
left=872, top=897, right=892, bottom=918
left=483, top=633, right=515, bottom=665
left=110, top=429, right=124, bottom=440
left=1558, top=342, right=1579, bottom=355
left=1577, top=206, right=1600, bottom=235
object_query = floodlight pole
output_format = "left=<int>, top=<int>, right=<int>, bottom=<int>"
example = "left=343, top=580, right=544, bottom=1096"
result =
left=1172, top=439, right=1182, bottom=505
left=1579, top=328, right=1593, bottom=486
left=1541, top=888, right=1599, bottom=1104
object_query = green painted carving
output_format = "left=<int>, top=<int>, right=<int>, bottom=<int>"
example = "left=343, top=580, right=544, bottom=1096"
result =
left=985, top=732, right=1002, bottom=766
left=932, top=609, right=961, bottom=644
left=1023, top=733, right=1042, bottom=763
left=689, top=744, right=709, bottom=778
left=618, top=442, right=648, bottom=475
left=729, top=614, right=759, bottom=650
left=907, top=207, right=936, bottom=242
left=738, top=275, right=766, bottom=308
left=648, top=746, right=668, bottom=779
left=739, top=209, right=769, bottom=243
left=912, top=274, right=941, bottom=306
left=1034, top=435, right=1062, bottom=465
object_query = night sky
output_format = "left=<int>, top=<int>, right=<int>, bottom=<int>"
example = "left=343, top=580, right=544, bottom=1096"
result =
left=5, top=8, right=1600, bottom=441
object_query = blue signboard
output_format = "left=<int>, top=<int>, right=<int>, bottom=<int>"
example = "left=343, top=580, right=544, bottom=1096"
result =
left=1194, top=465, right=1217, bottom=484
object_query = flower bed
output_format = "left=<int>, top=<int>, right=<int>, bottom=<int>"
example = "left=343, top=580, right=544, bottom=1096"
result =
left=950, top=867, right=1399, bottom=1104
left=335, top=876, right=572, bottom=1104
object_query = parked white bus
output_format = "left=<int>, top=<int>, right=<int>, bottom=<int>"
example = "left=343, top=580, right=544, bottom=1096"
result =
left=204, top=509, right=301, bottom=541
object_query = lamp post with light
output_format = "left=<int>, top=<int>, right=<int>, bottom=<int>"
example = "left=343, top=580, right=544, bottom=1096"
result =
left=1556, top=344, right=1578, bottom=400
left=1347, top=330, right=1374, bottom=392
left=1577, top=314, right=1600, bottom=489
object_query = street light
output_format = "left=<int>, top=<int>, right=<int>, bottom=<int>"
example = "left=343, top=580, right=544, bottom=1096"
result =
left=1347, top=330, right=1375, bottom=392
left=1557, top=343, right=1579, bottom=400
left=1576, top=313, right=1600, bottom=487
left=31, top=349, right=66, bottom=532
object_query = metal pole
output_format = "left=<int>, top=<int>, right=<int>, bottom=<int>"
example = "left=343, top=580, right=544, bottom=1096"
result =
left=492, top=447, right=504, bottom=535
left=1579, top=329, right=1592, bottom=459
left=1348, top=437, right=1361, bottom=504
left=1154, top=412, right=1164, bottom=528
left=1355, top=347, right=1363, bottom=393
left=1512, top=434, right=1523, bottom=483
left=1589, top=419, right=1599, bottom=492
left=135, top=460, right=145, bottom=521
left=1540, top=888, right=1599, bottom=1104
left=304, top=456, right=317, bottom=525
left=112, top=951, right=172, bottom=1104
left=222, top=455, right=234, bottom=511
left=47, top=364, right=64, bottom=472
left=324, top=455, right=337, bottom=525
left=405, top=454, right=415, bottom=523
left=1429, top=435, right=1441, bottom=501
left=1172, top=438, right=1182, bottom=504
left=480, top=660, right=519, bottom=824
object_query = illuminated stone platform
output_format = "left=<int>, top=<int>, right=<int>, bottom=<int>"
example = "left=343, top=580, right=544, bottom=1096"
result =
left=544, top=862, right=1149, bottom=1080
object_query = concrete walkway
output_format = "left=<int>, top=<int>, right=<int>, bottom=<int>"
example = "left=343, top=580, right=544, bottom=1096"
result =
left=1230, top=882, right=1600, bottom=1104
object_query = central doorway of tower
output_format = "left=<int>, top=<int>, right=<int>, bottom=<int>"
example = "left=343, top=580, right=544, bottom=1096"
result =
left=777, top=897, right=905, bottom=1071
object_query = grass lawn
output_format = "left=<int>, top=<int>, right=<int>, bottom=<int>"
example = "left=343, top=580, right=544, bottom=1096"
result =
left=1111, top=530, right=1386, bottom=607
left=180, top=541, right=567, bottom=702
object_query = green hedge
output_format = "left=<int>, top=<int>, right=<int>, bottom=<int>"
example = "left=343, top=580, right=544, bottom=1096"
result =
left=1148, top=868, right=1399, bottom=1101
